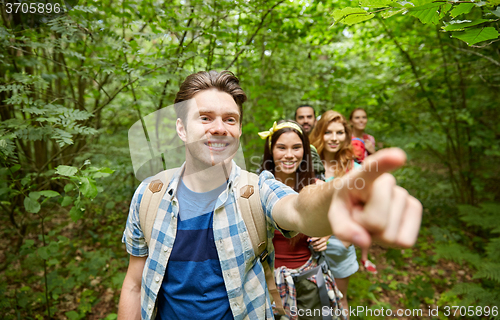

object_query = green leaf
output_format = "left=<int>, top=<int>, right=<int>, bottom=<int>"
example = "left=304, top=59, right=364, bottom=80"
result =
left=37, top=246, right=50, bottom=260
left=39, top=190, right=60, bottom=198
left=104, top=313, right=118, bottom=320
left=10, top=164, right=21, bottom=173
left=69, top=205, right=84, bottom=222
left=443, top=19, right=491, bottom=32
left=359, top=0, right=395, bottom=8
left=80, top=177, right=98, bottom=199
left=407, top=2, right=442, bottom=25
left=450, top=3, right=475, bottom=18
left=24, top=196, right=40, bottom=213
left=381, top=8, right=405, bottom=19
left=65, top=311, right=80, bottom=320
left=452, top=27, right=500, bottom=45
left=56, top=165, right=78, bottom=177
left=61, top=196, right=73, bottom=207
left=64, top=183, right=75, bottom=192
left=0, top=188, right=11, bottom=197
left=29, top=191, right=41, bottom=200
left=439, top=3, right=452, bottom=19
left=332, top=7, right=375, bottom=25
left=491, top=7, right=500, bottom=18
left=105, top=201, right=116, bottom=209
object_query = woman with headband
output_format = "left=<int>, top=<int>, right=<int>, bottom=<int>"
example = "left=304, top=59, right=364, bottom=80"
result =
left=259, top=120, right=345, bottom=320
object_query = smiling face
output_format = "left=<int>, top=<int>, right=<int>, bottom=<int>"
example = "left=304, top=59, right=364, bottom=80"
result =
left=272, top=131, right=304, bottom=176
left=351, top=109, right=367, bottom=132
left=323, top=121, right=346, bottom=154
left=295, top=106, right=316, bottom=134
left=176, top=88, right=242, bottom=168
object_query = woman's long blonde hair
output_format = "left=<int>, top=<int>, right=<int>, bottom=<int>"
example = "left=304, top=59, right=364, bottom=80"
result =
left=309, top=110, right=355, bottom=177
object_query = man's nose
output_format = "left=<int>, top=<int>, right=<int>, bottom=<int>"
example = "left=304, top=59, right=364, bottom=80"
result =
left=209, top=118, right=227, bottom=135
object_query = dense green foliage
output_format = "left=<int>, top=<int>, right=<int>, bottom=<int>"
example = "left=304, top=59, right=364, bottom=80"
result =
left=1, top=0, right=499, bottom=318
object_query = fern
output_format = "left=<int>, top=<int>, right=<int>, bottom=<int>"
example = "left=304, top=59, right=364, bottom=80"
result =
left=474, top=262, right=500, bottom=283
left=435, top=203, right=500, bottom=309
left=434, top=243, right=482, bottom=268
left=485, top=238, right=500, bottom=260
left=449, top=283, right=500, bottom=307
left=458, top=203, right=500, bottom=231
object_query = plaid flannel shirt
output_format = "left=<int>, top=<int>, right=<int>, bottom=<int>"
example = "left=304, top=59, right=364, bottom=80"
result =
left=274, top=256, right=344, bottom=320
left=122, top=161, right=297, bottom=320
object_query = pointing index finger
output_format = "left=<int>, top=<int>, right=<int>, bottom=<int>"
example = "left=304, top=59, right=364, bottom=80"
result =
left=354, top=148, right=407, bottom=187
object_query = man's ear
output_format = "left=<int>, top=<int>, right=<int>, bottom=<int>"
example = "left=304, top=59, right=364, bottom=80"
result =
left=176, top=118, right=187, bottom=142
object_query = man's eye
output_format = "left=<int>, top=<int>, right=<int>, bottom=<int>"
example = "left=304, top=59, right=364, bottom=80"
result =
left=201, top=116, right=210, bottom=121
left=226, top=118, right=236, bottom=123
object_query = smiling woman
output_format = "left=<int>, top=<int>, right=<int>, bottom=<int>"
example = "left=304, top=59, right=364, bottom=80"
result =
left=259, top=120, right=314, bottom=191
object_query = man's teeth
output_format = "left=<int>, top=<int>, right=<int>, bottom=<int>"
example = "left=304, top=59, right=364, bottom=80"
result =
left=209, top=143, right=226, bottom=147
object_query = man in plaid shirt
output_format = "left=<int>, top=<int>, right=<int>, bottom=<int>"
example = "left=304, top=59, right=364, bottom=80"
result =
left=118, top=70, right=422, bottom=320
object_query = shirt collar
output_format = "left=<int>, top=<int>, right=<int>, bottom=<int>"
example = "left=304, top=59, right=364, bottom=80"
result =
left=166, top=160, right=241, bottom=202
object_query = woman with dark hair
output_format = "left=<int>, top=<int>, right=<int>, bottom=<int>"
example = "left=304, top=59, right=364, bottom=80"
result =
left=309, top=110, right=361, bottom=316
left=259, top=120, right=344, bottom=320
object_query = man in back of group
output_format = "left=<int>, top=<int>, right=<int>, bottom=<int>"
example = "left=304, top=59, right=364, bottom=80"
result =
left=295, top=104, right=324, bottom=176
left=118, top=70, right=422, bottom=320
left=295, top=104, right=316, bottom=135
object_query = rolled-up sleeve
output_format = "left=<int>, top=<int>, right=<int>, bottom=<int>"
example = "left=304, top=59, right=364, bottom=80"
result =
left=258, top=170, right=298, bottom=238
left=122, top=180, right=150, bottom=257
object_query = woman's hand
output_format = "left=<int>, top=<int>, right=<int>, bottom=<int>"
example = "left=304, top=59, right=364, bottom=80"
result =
left=308, top=236, right=330, bottom=252
left=364, top=138, right=375, bottom=155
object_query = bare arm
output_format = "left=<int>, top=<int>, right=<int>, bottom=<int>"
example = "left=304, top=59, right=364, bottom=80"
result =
left=118, top=255, right=146, bottom=320
left=365, top=138, right=376, bottom=155
left=272, top=148, right=422, bottom=248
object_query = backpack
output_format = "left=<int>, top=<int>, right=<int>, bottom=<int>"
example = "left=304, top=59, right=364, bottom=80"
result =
left=351, top=137, right=366, bottom=163
left=138, top=168, right=285, bottom=314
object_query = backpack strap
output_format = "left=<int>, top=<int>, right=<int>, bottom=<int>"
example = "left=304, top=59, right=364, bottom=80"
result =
left=139, top=168, right=179, bottom=246
left=238, top=170, right=285, bottom=315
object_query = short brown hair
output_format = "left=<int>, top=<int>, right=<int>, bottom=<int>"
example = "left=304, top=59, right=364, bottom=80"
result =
left=174, top=70, right=247, bottom=124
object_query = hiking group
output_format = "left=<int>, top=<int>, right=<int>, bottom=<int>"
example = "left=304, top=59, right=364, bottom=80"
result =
left=118, top=70, right=422, bottom=320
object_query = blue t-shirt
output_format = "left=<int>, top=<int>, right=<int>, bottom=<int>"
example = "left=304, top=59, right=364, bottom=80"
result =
left=156, top=179, right=233, bottom=320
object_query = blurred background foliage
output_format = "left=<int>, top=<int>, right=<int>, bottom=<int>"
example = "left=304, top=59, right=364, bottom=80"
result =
left=1, top=0, right=499, bottom=318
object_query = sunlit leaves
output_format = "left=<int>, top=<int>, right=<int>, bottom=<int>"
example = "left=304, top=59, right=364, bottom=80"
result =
left=359, top=0, right=396, bottom=8
left=491, top=7, right=500, bottom=17
left=332, top=7, right=375, bottom=25
left=442, top=19, right=492, bottom=32
left=451, top=27, right=500, bottom=45
left=336, top=0, right=500, bottom=46
left=407, top=2, right=447, bottom=25
left=450, top=3, right=475, bottom=18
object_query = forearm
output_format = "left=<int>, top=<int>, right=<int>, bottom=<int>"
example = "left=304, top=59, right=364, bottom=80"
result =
left=117, top=280, right=142, bottom=320
left=118, top=255, right=146, bottom=320
left=366, top=144, right=375, bottom=154
left=274, top=182, right=337, bottom=237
